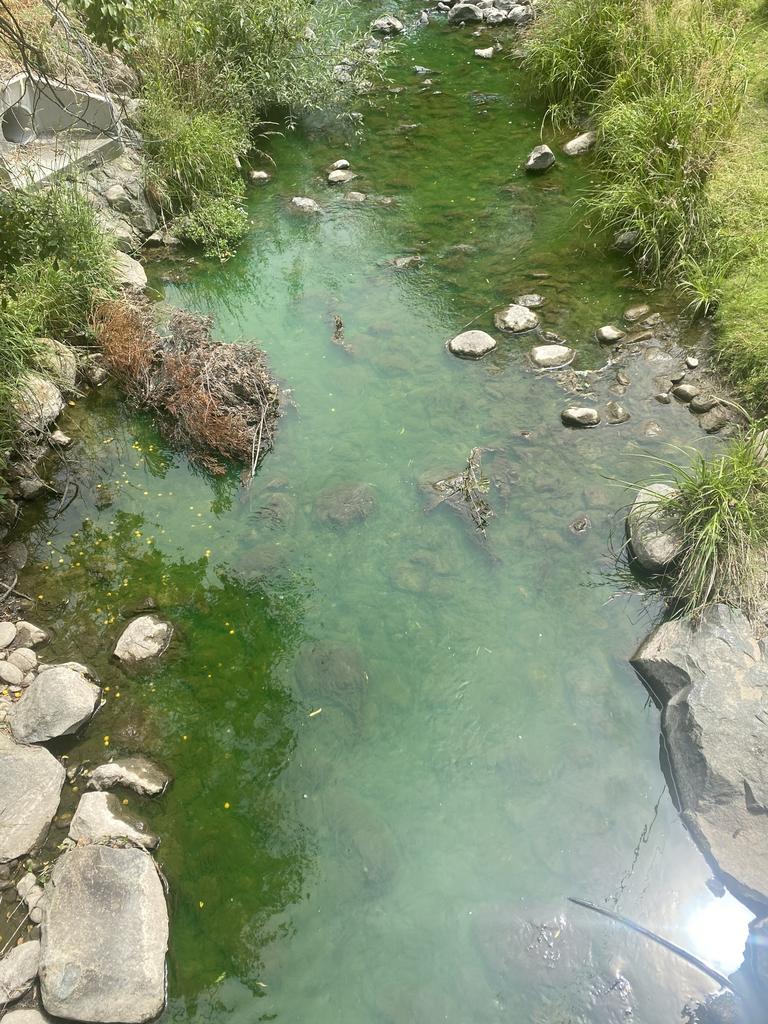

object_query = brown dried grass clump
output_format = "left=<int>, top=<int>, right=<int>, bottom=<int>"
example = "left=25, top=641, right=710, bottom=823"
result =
left=94, top=299, right=279, bottom=476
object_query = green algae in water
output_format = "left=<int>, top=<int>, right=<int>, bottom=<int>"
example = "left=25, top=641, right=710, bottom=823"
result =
left=9, top=11, right=755, bottom=1024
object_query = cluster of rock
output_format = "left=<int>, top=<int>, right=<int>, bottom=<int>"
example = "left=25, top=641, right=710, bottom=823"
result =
left=0, top=613, right=173, bottom=1022
left=445, top=0, right=535, bottom=27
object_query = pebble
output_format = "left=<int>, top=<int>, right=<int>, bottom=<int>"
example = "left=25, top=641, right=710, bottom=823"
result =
left=686, top=356, right=700, bottom=369
left=655, top=393, right=672, bottom=404
left=561, top=406, right=600, bottom=427
left=329, top=159, right=350, bottom=171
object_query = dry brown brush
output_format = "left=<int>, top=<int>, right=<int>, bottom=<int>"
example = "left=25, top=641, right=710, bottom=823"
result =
left=94, top=298, right=280, bottom=476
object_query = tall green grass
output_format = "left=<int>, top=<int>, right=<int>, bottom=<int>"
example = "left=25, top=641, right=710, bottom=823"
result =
left=643, top=427, right=768, bottom=615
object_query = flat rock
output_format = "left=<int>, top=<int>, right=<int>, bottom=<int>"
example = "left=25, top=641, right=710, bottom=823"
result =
left=291, top=196, right=321, bottom=213
left=530, top=344, right=574, bottom=368
left=0, top=940, right=40, bottom=1004
left=627, top=482, right=683, bottom=572
left=314, top=482, right=377, bottom=527
left=448, top=2, right=484, bottom=22
left=596, top=324, right=625, bottom=344
left=372, top=14, right=403, bottom=33
left=672, top=382, right=700, bottom=402
left=112, top=251, right=147, bottom=291
left=517, top=293, right=545, bottom=308
left=13, top=375, right=64, bottom=432
left=40, top=845, right=169, bottom=1023
left=562, top=130, right=596, bottom=156
left=10, top=665, right=101, bottom=743
left=494, top=304, right=539, bottom=333
left=631, top=605, right=768, bottom=906
left=0, top=732, right=65, bottom=861
left=328, top=169, right=358, bottom=184
left=88, top=756, right=170, bottom=797
left=560, top=406, right=600, bottom=427
left=114, top=615, right=173, bottom=663
left=447, top=330, right=497, bottom=359
left=525, top=145, right=555, bottom=172
left=69, top=792, right=159, bottom=850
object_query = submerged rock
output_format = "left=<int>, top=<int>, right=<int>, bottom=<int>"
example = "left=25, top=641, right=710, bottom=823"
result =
left=525, top=145, right=555, bottom=172
left=0, top=940, right=40, bottom=1004
left=562, top=130, right=596, bottom=156
left=595, top=324, right=625, bottom=345
left=69, top=792, right=159, bottom=850
left=530, top=344, right=574, bottom=368
left=494, top=304, right=539, bottom=333
left=605, top=400, right=630, bottom=424
left=10, top=665, right=100, bottom=743
left=447, top=329, right=497, bottom=359
left=561, top=406, right=600, bottom=427
left=328, top=169, right=358, bottom=184
left=314, top=482, right=377, bottom=527
left=517, top=293, right=545, bottom=309
left=632, top=605, right=768, bottom=906
left=627, top=482, right=683, bottom=572
left=294, top=642, right=368, bottom=725
left=40, top=845, right=168, bottom=1023
left=114, top=615, right=173, bottom=663
left=291, top=196, right=321, bottom=213
left=0, top=732, right=64, bottom=861
left=624, top=303, right=651, bottom=322
left=474, top=46, right=494, bottom=58
left=88, top=756, right=170, bottom=797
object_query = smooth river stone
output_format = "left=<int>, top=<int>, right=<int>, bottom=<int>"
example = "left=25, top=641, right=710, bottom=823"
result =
left=561, top=406, right=600, bottom=427
left=562, top=130, right=596, bottom=156
left=596, top=324, right=625, bottom=344
left=114, top=614, right=173, bottom=663
left=447, top=330, right=497, bottom=359
left=530, top=344, right=574, bottom=368
left=0, top=620, right=17, bottom=648
left=10, top=665, right=100, bottom=743
left=40, top=845, right=169, bottom=1023
left=0, top=732, right=64, bottom=861
left=494, top=304, right=539, bottom=333
left=328, top=169, right=357, bottom=184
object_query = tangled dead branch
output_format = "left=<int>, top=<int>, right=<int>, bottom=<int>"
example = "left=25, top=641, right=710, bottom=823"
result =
left=94, top=298, right=280, bottom=477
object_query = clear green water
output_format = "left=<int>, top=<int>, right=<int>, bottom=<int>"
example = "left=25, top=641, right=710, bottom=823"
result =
left=12, top=11, right=757, bottom=1023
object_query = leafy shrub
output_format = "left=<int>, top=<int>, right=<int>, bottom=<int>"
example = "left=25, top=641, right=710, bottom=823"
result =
left=176, top=197, right=249, bottom=260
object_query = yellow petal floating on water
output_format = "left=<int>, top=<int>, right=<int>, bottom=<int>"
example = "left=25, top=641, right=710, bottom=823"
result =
left=224, top=802, right=230, bottom=809
left=199, top=901, right=205, bottom=909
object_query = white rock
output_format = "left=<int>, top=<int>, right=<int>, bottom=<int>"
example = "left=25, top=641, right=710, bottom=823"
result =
left=114, top=615, right=173, bottom=663
left=448, top=2, right=484, bottom=22
left=291, top=196, right=321, bottom=213
left=530, top=344, right=574, bottom=368
left=69, top=792, right=159, bottom=850
left=0, top=621, right=17, bottom=649
left=494, top=304, right=539, bottom=333
left=525, top=145, right=555, bottom=172
left=49, top=430, right=72, bottom=447
left=345, top=191, right=367, bottom=203
left=447, top=330, right=497, bottom=359
left=372, top=14, right=404, bottom=33
left=474, top=46, right=494, bottom=58
left=562, top=130, right=596, bottom=156
left=328, top=169, right=358, bottom=184
left=517, top=293, right=545, bottom=308
left=330, top=159, right=350, bottom=171
left=112, top=251, right=147, bottom=291
left=88, top=756, right=170, bottom=797
left=249, top=170, right=271, bottom=183
left=596, top=324, right=625, bottom=344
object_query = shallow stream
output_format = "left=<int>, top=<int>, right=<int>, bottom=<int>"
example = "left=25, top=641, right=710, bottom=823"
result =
left=10, top=10, right=757, bottom=1023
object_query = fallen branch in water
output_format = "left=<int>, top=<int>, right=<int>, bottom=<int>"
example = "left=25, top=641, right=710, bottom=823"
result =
left=568, top=896, right=737, bottom=994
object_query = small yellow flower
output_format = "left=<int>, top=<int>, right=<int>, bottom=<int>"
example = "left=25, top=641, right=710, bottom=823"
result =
left=224, top=802, right=230, bottom=810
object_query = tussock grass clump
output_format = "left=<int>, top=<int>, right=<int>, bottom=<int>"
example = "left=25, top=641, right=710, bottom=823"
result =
left=648, top=427, right=768, bottom=615
left=524, top=0, right=746, bottom=279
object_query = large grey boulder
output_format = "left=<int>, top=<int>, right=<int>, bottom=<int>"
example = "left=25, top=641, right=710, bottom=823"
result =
left=12, top=374, right=64, bottom=432
left=447, top=330, right=497, bottom=359
left=69, top=792, right=159, bottom=850
left=448, top=2, right=483, bottom=22
left=114, top=615, right=173, bottom=663
left=0, top=940, right=40, bottom=1004
left=494, top=304, right=539, bottom=333
left=10, top=665, right=100, bottom=743
left=627, top=482, right=684, bottom=572
left=88, top=756, right=170, bottom=797
left=40, top=845, right=169, bottom=1023
left=631, top=605, right=768, bottom=906
left=112, top=251, right=147, bottom=291
left=0, top=732, right=65, bottom=861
